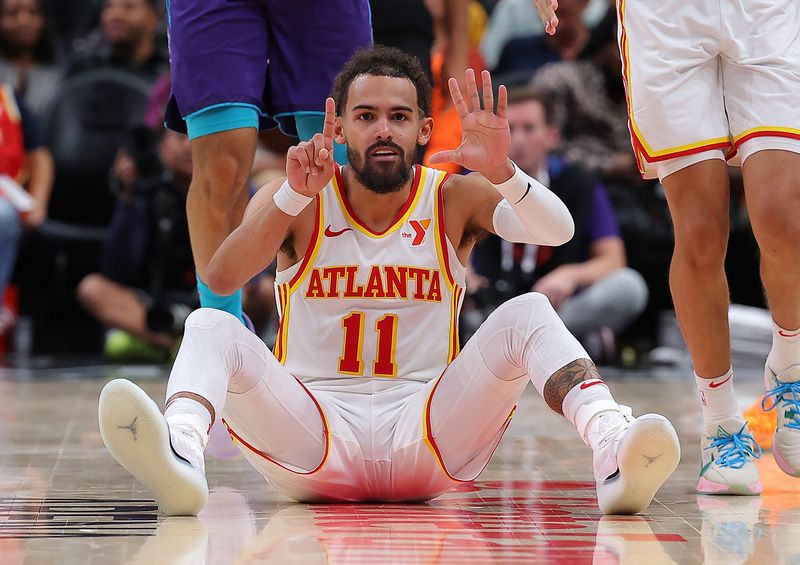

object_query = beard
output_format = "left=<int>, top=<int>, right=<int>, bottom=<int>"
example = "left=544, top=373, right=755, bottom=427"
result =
left=347, top=141, right=415, bottom=194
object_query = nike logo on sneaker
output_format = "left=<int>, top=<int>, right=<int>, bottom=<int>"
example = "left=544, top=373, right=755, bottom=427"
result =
left=324, top=225, right=353, bottom=237
left=580, top=379, right=606, bottom=390
left=779, top=330, right=800, bottom=338
left=604, top=468, right=620, bottom=483
left=708, top=375, right=732, bottom=389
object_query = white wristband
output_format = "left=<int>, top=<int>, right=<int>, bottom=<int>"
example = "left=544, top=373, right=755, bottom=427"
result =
left=489, top=161, right=529, bottom=204
left=273, top=180, right=313, bottom=216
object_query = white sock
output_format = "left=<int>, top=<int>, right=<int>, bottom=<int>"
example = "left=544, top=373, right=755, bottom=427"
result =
left=165, top=398, right=212, bottom=451
left=561, top=379, right=623, bottom=448
left=696, top=368, right=742, bottom=427
left=767, top=320, right=800, bottom=376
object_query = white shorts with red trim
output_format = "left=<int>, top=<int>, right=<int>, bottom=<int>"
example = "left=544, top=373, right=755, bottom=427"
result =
left=617, top=0, right=800, bottom=180
left=211, top=294, right=584, bottom=503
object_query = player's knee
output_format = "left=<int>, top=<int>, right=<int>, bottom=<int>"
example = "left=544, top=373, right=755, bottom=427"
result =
left=190, top=150, right=251, bottom=205
left=493, top=292, right=559, bottom=327
left=753, top=210, right=800, bottom=256
left=674, top=218, right=727, bottom=270
left=185, top=307, right=243, bottom=332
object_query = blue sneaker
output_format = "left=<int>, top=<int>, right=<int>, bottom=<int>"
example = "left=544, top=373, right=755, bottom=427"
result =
left=763, top=365, right=800, bottom=476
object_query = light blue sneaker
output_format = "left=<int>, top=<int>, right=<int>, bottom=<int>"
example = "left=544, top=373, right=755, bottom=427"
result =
left=697, top=418, right=762, bottom=495
left=763, top=365, right=800, bottom=476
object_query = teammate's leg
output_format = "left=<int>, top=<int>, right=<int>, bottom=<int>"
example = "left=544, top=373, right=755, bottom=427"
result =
left=661, top=158, right=761, bottom=494
left=428, top=293, right=680, bottom=514
left=99, top=308, right=326, bottom=515
left=742, top=149, right=800, bottom=476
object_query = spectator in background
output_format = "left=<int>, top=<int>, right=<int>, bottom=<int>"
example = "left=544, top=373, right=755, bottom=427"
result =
left=472, top=88, right=648, bottom=360
left=530, top=6, right=641, bottom=187
left=480, top=0, right=541, bottom=70
left=0, top=0, right=62, bottom=125
left=480, top=0, right=608, bottom=70
left=493, top=0, right=588, bottom=82
left=77, top=125, right=196, bottom=362
left=424, top=0, right=488, bottom=174
left=0, top=84, right=54, bottom=336
left=66, top=0, right=166, bottom=84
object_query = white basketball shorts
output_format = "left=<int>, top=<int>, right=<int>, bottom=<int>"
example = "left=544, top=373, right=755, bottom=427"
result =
left=617, top=0, right=800, bottom=180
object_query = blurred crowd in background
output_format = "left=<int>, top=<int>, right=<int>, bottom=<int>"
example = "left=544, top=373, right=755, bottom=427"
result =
left=0, top=0, right=767, bottom=367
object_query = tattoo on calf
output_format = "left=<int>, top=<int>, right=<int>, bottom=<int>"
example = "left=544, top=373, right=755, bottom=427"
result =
left=542, top=358, right=602, bottom=415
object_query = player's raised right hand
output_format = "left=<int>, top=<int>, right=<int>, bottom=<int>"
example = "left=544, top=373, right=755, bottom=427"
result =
left=286, top=97, right=337, bottom=197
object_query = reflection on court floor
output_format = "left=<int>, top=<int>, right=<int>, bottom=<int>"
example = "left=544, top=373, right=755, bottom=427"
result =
left=2, top=370, right=799, bottom=563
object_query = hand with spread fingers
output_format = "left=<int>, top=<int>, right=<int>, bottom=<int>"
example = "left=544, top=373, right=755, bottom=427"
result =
left=428, top=68, right=511, bottom=177
left=286, top=97, right=337, bottom=196
left=534, top=0, right=559, bottom=35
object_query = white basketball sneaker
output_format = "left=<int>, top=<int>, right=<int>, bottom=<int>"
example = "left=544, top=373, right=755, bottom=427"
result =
left=590, top=407, right=681, bottom=515
left=763, top=365, right=800, bottom=476
left=696, top=418, right=762, bottom=495
left=98, top=379, right=208, bottom=515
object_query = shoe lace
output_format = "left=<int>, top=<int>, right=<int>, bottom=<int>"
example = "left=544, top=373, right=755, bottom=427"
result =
left=706, top=424, right=762, bottom=469
left=762, top=380, right=800, bottom=430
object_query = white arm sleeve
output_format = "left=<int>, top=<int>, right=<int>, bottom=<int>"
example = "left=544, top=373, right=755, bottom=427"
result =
left=490, top=161, right=575, bottom=246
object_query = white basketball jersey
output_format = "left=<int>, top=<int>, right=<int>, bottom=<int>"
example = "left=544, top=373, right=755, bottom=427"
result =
left=274, top=165, right=466, bottom=383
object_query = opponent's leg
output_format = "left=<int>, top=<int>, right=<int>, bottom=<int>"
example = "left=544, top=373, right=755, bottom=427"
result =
left=661, top=158, right=761, bottom=494
left=742, top=149, right=800, bottom=476
left=429, top=293, right=680, bottom=514
left=99, top=308, right=325, bottom=515
left=187, top=127, right=257, bottom=323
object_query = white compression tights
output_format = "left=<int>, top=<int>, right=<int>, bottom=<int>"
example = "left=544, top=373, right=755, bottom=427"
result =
left=428, top=292, right=591, bottom=478
left=165, top=293, right=593, bottom=479
left=166, top=308, right=327, bottom=472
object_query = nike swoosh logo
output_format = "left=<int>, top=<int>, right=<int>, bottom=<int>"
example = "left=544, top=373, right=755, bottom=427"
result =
left=514, top=183, right=532, bottom=205
left=708, top=375, right=732, bottom=389
left=580, top=380, right=606, bottom=390
left=324, top=225, right=353, bottom=237
left=779, top=330, right=800, bottom=338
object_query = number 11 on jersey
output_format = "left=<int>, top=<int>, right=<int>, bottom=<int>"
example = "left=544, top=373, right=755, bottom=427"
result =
left=339, top=312, right=398, bottom=377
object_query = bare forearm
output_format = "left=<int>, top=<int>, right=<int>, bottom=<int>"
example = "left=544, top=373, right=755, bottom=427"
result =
left=205, top=200, right=293, bottom=295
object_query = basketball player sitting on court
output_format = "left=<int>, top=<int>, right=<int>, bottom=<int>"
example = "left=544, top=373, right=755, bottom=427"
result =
left=98, top=46, right=680, bottom=516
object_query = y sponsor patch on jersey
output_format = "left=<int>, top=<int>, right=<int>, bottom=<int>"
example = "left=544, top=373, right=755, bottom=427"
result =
left=401, top=218, right=431, bottom=247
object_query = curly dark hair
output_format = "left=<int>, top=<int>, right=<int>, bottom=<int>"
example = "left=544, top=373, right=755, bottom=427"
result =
left=330, top=44, right=432, bottom=117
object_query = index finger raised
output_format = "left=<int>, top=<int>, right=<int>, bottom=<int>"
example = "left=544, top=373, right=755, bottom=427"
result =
left=322, top=97, right=336, bottom=147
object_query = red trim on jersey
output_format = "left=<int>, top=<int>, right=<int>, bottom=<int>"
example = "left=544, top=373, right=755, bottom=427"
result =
left=449, top=286, right=462, bottom=361
left=435, top=172, right=455, bottom=286
left=333, top=163, right=422, bottom=236
left=223, top=376, right=330, bottom=476
left=273, top=284, right=287, bottom=362
left=289, top=196, right=322, bottom=288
